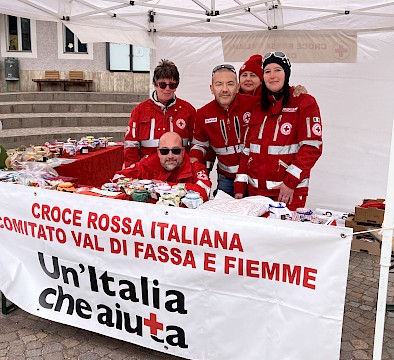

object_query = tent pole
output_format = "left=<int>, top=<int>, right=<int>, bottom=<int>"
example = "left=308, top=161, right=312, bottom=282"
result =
left=372, top=116, right=394, bottom=360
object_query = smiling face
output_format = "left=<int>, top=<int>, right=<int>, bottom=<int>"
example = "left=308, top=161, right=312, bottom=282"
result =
left=154, top=77, right=178, bottom=105
left=239, top=71, right=262, bottom=94
left=210, top=69, right=239, bottom=110
left=263, top=63, right=286, bottom=93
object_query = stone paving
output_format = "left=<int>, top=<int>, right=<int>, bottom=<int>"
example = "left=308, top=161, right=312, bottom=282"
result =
left=0, top=251, right=394, bottom=360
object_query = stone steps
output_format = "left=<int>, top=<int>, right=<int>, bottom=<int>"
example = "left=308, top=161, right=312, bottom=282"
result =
left=0, top=126, right=127, bottom=149
left=0, top=113, right=130, bottom=130
left=0, top=91, right=148, bottom=150
left=0, top=92, right=147, bottom=102
left=0, top=101, right=136, bottom=114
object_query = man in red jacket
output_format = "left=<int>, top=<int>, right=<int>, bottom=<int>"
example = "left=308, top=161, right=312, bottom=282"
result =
left=189, top=64, right=256, bottom=197
left=123, top=59, right=196, bottom=168
left=117, top=132, right=211, bottom=202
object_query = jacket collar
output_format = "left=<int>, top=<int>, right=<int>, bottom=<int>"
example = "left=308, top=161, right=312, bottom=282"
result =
left=151, top=90, right=177, bottom=110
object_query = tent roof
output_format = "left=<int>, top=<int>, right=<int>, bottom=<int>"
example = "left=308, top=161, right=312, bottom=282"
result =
left=1, top=0, right=394, bottom=47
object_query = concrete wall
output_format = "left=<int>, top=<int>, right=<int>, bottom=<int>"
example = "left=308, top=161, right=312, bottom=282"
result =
left=0, top=20, right=150, bottom=93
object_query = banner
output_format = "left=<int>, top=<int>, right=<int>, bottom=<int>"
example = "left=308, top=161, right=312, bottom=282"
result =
left=222, top=30, right=357, bottom=63
left=0, top=182, right=352, bottom=360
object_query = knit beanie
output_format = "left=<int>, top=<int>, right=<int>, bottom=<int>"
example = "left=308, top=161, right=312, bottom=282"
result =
left=239, top=54, right=263, bottom=81
left=262, top=52, right=291, bottom=80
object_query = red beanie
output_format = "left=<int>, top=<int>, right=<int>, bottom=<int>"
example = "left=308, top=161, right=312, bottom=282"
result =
left=239, top=54, right=263, bottom=81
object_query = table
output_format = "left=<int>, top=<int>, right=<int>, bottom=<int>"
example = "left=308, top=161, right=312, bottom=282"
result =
left=56, top=144, right=123, bottom=187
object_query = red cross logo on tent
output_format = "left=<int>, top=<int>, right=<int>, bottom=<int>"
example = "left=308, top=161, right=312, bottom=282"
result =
left=334, top=44, right=350, bottom=60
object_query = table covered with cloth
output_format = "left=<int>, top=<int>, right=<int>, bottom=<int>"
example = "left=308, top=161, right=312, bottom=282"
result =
left=56, top=143, right=124, bottom=187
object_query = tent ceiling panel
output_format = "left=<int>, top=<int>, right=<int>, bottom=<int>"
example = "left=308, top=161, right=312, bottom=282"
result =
left=1, top=0, right=394, bottom=42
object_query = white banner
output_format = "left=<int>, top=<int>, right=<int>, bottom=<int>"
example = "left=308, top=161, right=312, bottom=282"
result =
left=0, top=182, right=352, bottom=360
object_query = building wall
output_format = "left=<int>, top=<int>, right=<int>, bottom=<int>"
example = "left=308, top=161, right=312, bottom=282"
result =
left=0, top=19, right=150, bottom=93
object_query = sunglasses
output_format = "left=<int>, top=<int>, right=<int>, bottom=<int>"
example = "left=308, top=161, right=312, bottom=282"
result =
left=157, top=81, right=178, bottom=90
left=212, top=64, right=236, bottom=75
left=158, top=147, right=183, bottom=155
left=263, top=51, right=291, bottom=67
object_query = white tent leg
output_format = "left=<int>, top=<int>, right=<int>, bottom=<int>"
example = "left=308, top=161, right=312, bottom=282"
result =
left=373, top=116, right=394, bottom=360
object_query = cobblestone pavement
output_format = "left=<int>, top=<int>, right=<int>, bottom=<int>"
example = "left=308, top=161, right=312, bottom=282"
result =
left=1, top=251, right=394, bottom=360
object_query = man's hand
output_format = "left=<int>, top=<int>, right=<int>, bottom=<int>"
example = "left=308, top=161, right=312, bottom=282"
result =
left=293, top=85, right=307, bottom=97
left=234, top=193, right=244, bottom=199
left=190, top=157, right=199, bottom=163
left=273, top=183, right=294, bottom=205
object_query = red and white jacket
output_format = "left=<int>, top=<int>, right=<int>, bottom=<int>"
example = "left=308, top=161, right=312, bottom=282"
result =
left=189, top=94, right=257, bottom=179
left=116, top=152, right=211, bottom=202
left=234, top=88, right=323, bottom=198
left=124, top=93, right=196, bottom=167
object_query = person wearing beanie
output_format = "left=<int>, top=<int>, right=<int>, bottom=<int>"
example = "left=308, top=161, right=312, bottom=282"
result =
left=239, top=54, right=263, bottom=96
left=234, top=51, right=323, bottom=210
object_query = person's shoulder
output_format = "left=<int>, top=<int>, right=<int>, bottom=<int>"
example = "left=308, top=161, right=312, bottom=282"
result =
left=197, top=99, right=217, bottom=113
left=176, top=97, right=196, bottom=111
left=294, top=92, right=318, bottom=107
left=238, top=92, right=259, bottom=107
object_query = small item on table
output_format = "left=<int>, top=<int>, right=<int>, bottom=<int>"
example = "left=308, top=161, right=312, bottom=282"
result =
left=181, top=191, right=203, bottom=209
left=131, top=189, right=151, bottom=202
left=57, top=182, right=76, bottom=193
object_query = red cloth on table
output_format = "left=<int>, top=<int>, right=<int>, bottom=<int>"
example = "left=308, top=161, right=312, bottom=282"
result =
left=56, top=145, right=124, bottom=187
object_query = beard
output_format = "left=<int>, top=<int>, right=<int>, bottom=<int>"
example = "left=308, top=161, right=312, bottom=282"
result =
left=162, top=159, right=180, bottom=171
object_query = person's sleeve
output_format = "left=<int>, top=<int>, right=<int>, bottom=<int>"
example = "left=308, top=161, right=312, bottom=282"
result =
left=114, top=161, right=141, bottom=179
left=283, top=95, right=323, bottom=189
left=124, top=106, right=142, bottom=167
left=189, top=110, right=210, bottom=162
left=184, top=162, right=212, bottom=202
left=234, top=127, right=250, bottom=195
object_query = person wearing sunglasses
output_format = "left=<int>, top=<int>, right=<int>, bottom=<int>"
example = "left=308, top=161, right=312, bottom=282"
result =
left=123, top=59, right=196, bottom=168
left=116, top=132, right=211, bottom=202
left=234, top=51, right=323, bottom=210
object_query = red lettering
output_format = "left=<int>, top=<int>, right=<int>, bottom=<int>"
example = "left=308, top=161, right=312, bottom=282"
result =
left=157, top=245, right=170, bottom=263
left=303, top=267, right=317, bottom=290
left=224, top=256, right=236, bottom=274
left=204, top=253, right=216, bottom=272
left=170, top=247, right=182, bottom=265
left=87, top=212, right=98, bottom=229
left=282, top=264, right=301, bottom=285
left=246, top=259, right=259, bottom=278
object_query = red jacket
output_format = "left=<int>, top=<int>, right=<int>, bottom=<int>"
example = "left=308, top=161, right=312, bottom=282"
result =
left=116, top=153, right=211, bottom=202
left=124, top=94, right=196, bottom=167
left=189, top=94, right=257, bottom=179
left=234, top=88, right=323, bottom=198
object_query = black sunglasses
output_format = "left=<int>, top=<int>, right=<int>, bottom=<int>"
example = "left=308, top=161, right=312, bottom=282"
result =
left=157, top=81, right=178, bottom=90
left=158, top=147, right=183, bottom=155
left=212, top=64, right=236, bottom=75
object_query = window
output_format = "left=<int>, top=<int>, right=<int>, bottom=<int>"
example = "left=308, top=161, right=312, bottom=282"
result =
left=7, top=15, right=31, bottom=52
left=63, top=26, right=87, bottom=54
left=57, top=23, right=92, bottom=60
left=107, top=43, right=150, bottom=72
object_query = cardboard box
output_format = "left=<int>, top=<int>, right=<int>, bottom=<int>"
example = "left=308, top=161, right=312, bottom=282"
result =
left=354, top=198, right=385, bottom=225
left=345, top=215, right=381, bottom=255
left=351, top=237, right=381, bottom=256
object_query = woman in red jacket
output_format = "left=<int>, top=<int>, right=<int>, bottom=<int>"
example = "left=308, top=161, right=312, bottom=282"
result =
left=234, top=51, right=323, bottom=210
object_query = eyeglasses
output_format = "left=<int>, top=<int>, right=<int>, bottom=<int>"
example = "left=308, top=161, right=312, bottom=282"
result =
left=157, top=81, right=178, bottom=90
left=212, top=64, right=236, bottom=75
left=158, top=147, right=183, bottom=155
left=263, top=51, right=291, bottom=67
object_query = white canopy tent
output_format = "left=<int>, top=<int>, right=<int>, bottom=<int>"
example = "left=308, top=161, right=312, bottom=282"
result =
left=1, top=1, right=394, bottom=359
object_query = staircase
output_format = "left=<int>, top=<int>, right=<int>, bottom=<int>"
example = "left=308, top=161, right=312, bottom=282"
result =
left=0, top=92, right=148, bottom=150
